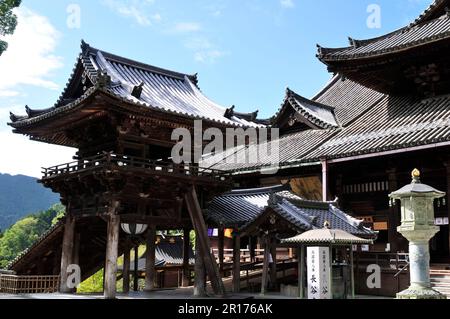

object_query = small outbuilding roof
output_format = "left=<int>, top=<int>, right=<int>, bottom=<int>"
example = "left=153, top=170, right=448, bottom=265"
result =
left=281, top=228, right=374, bottom=246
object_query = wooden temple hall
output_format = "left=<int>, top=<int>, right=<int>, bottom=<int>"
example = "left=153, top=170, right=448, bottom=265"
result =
left=5, top=0, right=450, bottom=298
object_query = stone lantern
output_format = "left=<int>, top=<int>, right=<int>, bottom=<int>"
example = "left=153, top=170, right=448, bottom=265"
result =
left=389, top=169, right=446, bottom=299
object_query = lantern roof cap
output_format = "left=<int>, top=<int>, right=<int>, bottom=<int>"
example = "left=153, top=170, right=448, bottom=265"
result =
left=389, top=169, right=446, bottom=199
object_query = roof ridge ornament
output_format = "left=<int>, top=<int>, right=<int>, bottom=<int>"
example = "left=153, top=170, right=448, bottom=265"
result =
left=446, top=7, right=450, bottom=18
left=81, top=39, right=90, bottom=56
left=131, top=82, right=144, bottom=99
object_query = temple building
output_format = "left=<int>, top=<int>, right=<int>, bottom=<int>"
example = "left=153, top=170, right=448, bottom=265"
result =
left=4, top=0, right=450, bottom=298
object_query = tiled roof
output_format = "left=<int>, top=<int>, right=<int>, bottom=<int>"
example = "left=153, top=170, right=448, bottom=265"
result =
left=9, top=41, right=263, bottom=129
left=206, top=185, right=376, bottom=238
left=201, top=128, right=337, bottom=172
left=118, top=236, right=194, bottom=271
left=304, top=93, right=450, bottom=161
left=318, top=11, right=450, bottom=62
left=206, top=185, right=286, bottom=227
left=313, top=75, right=385, bottom=127
left=411, top=0, right=449, bottom=27
left=281, top=229, right=374, bottom=245
left=272, top=88, right=338, bottom=129
left=206, top=73, right=450, bottom=172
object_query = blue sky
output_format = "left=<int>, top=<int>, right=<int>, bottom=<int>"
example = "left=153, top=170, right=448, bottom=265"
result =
left=0, top=0, right=433, bottom=177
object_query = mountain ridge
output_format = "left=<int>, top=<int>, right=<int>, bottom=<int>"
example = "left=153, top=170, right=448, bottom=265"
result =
left=0, top=173, right=60, bottom=231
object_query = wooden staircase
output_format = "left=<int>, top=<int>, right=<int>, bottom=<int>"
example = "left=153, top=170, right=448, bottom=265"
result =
left=430, top=269, right=450, bottom=298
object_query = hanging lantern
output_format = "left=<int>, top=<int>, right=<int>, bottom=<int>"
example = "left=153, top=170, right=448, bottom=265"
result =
left=121, top=223, right=148, bottom=236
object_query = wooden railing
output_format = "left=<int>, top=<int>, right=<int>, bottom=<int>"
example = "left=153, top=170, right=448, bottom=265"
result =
left=0, top=274, right=60, bottom=294
left=42, top=152, right=232, bottom=182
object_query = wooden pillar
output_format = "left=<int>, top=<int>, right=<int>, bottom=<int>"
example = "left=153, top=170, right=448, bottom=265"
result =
left=104, top=213, right=120, bottom=299
left=194, top=236, right=206, bottom=296
left=71, top=232, right=81, bottom=293
left=321, top=158, right=329, bottom=202
left=350, top=245, right=355, bottom=299
left=260, top=237, right=270, bottom=295
left=182, top=228, right=191, bottom=287
left=270, top=238, right=277, bottom=287
left=144, top=226, right=156, bottom=291
left=249, top=236, right=256, bottom=263
left=445, top=161, right=450, bottom=256
left=218, top=227, right=225, bottom=272
left=232, top=230, right=241, bottom=293
left=387, top=168, right=399, bottom=252
left=123, top=247, right=131, bottom=293
left=133, top=246, right=139, bottom=291
left=60, top=215, right=75, bottom=293
left=298, top=246, right=305, bottom=299
left=185, top=186, right=225, bottom=296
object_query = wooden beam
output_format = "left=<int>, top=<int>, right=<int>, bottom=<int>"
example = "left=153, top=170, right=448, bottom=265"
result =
left=184, top=187, right=225, bottom=296
left=232, top=230, right=241, bottom=293
left=60, top=215, right=75, bottom=293
left=104, top=203, right=120, bottom=299
left=144, top=226, right=156, bottom=291
left=123, top=247, right=131, bottom=293
left=182, top=228, right=191, bottom=287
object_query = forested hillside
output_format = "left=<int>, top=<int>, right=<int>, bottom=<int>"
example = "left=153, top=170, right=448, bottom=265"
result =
left=0, top=173, right=60, bottom=231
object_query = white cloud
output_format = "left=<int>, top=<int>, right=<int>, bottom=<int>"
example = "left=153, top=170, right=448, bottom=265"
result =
left=171, top=22, right=202, bottom=33
left=280, top=0, right=295, bottom=8
left=0, top=131, right=74, bottom=178
left=0, top=7, right=63, bottom=97
left=102, top=0, right=161, bottom=26
left=183, top=36, right=228, bottom=64
left=194, top=50, right=228, bottom=63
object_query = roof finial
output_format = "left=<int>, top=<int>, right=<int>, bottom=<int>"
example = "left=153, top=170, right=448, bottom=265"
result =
left=412, top=168, right=421, bottom=183
left=446, top=7, right=450, bottom=18
left=81, top=39, right=90, bottom=52
left=323, top=220, right=331, bottom=229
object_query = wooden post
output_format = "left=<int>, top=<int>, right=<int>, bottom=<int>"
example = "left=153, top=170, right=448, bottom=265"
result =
left=445, top=161, right=450, bottom=255
left=144, top=226, right=156, bottom=291
left=133, top=246, right=139, bottom=291
left=194, top=236, right=206, bottom=297
left=232, top=230, right=241, bottom=293
left=123, top=247, right=131, bottom=293
left=218, top=227, right=225, bottom=272
left=299, top=246, right=305, bottom=299
left=387, top=168, right=399, bottom=252
left=72, top=232, right=80, bottom=293
left=104, top=213, right=120, bottom=299
left=350, top=245, right=355, bottom=299
left=185, top=186, right=225, bottom=296
left=321, top=158, right=329, bottom=202
left=270, top=238, right=277, bottom=288
left=249, top=236, right=256, bottom=263
left=260, top=237, right=270, bottom=295
left=182, top=228, right=191, bottom=287
left=60, top=215, right=75, bottom=293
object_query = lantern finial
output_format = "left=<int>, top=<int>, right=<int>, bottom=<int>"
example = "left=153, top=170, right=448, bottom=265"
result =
left=412, top=168, right=421, bottom=183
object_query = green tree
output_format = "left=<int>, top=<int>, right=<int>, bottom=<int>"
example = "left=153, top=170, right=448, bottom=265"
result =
left=0, top=0, right=22, bottom=55
left=0, top=203, right=63, bottom=268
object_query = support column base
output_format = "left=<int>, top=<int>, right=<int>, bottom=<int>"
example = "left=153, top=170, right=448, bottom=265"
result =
left=396, top=286, right=446, bottom=299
